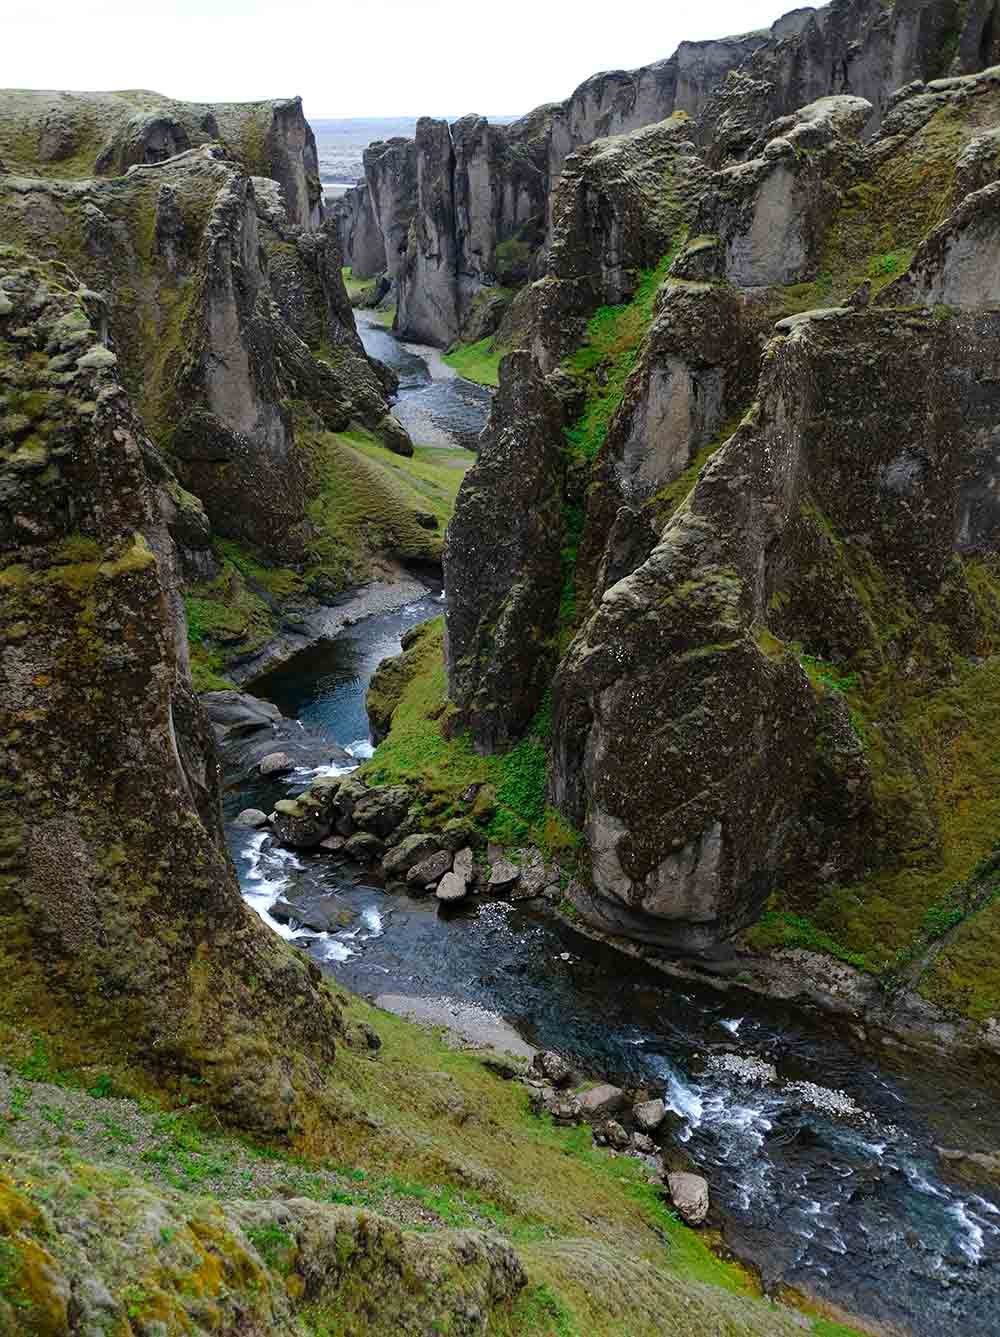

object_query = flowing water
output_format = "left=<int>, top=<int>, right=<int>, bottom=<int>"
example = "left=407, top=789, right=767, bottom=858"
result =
left=224, top=317, right=1000, bottom=1337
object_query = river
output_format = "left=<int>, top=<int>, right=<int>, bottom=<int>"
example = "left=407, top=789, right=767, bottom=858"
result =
left=222, top=311, right=1000, bottom=1337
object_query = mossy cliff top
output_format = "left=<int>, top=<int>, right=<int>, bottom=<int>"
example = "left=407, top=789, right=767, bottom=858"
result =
left=0, top=249, right=345, bottom=1134
left=0, top=88, right=322, bottom=226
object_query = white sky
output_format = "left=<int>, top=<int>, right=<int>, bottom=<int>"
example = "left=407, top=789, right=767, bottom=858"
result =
left=5, top=1, right=796, bottom=117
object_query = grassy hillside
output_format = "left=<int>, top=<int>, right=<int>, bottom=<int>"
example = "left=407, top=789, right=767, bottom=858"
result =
left=0, top=992, right=864, bottom=1336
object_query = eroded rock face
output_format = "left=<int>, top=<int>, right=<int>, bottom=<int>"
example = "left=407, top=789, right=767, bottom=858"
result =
left=444, top=352, right=565, bottom=751
left=0, top=252, right=342, bottom=1130
left=698, top=95, right=871, bottom=289
left=0, top=147, right=390, bottom=562
left=0, top=89, right=323, bottom=227
left=881, top=178, right=1000, bottom=305
left=552, top=307, right=1000, bottom=951
left=533, top=115, right=708, bottom=371
left=334, top=181, right=386, bottom=277
left=337, top=1, right=1000, bottom=342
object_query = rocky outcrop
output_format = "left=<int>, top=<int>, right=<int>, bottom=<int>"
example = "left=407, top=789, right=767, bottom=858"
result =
left=551, top=305, right=1000, bottom=951
left=880, top=177, right=1000, bottom=304
left=695, top=94, right=872, bottom=288
left=533, top=114, right=708, bottom=370
left=0, top=89, right=323, bottom=227
left=364, top=135, right=419, bottom=288
left=0, top=145, right=395, bottom=562
left=202, top=690, right=352, bottom=775
left=339, top=0, right=1000, bottom=347
left=0, top=1146, right=526, bottom=1336
left=0, top=250, right=343, bottom=1129
left=444, top=352, right=565, bottom=751
left=701, top=0, right=1000, bottom=163
left=333, top=180, right=386, bottom=277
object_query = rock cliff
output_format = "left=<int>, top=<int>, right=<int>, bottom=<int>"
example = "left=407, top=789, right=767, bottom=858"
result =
left=338, top=0, right=1000, bottom=347
left=0, top=250, right=344, bottom=1130
left=0, top=89, right=324, bottom=226
left=436, top=32, right=1000, bottom=1027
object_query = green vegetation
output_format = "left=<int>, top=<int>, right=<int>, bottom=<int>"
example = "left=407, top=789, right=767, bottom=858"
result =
left=363, top=622, right=579, bottom=859
left=443, top=336, right=505, bottom=387
left=0, top=988, right=865, bottom=1336
left=769, top=95, right=1000, bottom=319
left=563, top=247, right=682, bottom=463
left=182, top=428, right=471, bottom=685
left=745, top=536, right=1000, bottom=1018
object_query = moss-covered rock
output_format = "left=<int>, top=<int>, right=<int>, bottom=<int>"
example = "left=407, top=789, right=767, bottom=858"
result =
left=0, top=249, right=344, bottom=1131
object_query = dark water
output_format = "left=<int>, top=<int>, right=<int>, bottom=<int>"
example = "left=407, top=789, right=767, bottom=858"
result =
left=225, top=328, right=1000, bottom=1337
left=355, top=310, right=493, bottom=450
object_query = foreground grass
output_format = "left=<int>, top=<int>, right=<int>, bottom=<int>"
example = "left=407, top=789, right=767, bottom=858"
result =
left=0, top=993, right=865, bottom=1335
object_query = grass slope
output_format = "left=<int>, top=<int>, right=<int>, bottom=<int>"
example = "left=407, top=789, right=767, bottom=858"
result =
left=0, top=995, right=864, bottom=1336
left=183, top=428, right=471, bottom=690
left=443, top=337, right=504, bottom=387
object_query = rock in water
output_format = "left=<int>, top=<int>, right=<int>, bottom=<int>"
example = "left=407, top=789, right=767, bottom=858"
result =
left=453, top=846, right=476, bottom=882
left=436, top=872, right=468, bottom=903
left=667, top=1172, right=710, bottom=1226
left=408, top=850, right=454, bottom=888
left=259, top=752, right=294, bottom=777
left=233, top=808, right=269, bottom=828
left=488, top=859, right=521, bottom=892
left=634, top=1098, right=666, bottom=1132
left=383, top=833, right=442, bottom=877
left=578, top=1085, right=626, bottom=1118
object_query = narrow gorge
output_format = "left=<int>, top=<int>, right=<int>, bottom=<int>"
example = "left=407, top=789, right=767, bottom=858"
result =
left=5, top=2, right=1000, bottom=1334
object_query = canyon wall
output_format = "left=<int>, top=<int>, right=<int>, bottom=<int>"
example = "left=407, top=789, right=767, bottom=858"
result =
left=338, top=0, right=1000, bottom=346
left=440, top=33, right=1000, bottom=1004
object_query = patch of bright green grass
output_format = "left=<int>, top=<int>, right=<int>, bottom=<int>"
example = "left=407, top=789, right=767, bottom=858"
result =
left=362, top=622, right=579, bottom=856
left=563, top=246, right=682, bottom=463
left=443, top=337, right=504, bottom=387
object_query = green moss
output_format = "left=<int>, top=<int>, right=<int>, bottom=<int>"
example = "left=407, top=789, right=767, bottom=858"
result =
left=299, top=423, right=472, bottom=591
left=563, top=246, right=683, bottom=464
left=362, top=626, right=575, bottom=858
left=442, top=337, right=504, bottom=387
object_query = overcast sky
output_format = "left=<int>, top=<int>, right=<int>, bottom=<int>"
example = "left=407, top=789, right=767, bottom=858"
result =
left=5, top=0, right=795, bottom=117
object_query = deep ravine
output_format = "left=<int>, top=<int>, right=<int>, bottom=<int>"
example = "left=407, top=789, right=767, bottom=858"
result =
left=221, top=317, right=1000, bottom=1337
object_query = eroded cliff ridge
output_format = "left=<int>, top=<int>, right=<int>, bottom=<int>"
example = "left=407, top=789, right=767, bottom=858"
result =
left=337, top=0, right=1000, bottom=348
left=0, top=250, right=345, bottom=1132
left=431, top=27, right=1000, bottom=1046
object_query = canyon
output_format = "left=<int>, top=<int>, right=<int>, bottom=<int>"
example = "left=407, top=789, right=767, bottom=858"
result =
left=5, top=0, right=1000, bottom=1332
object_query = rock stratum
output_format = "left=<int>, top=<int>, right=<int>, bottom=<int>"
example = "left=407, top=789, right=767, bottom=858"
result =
left=337, top=0, right=1000, bottom=346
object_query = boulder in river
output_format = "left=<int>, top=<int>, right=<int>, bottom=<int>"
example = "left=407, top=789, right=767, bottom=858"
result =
left=530, top=1050, right=573, bottom=1088
left=270, top=895, right=357, bottom=933
left=259, top=752, right=294, bottom=777
left=488, top=859, right=520, bottom=892
left=634, top=1097, right=666, bottom=1132
left=436, top=871, right=468, bottom=903
left=343, top=832, right=386, bottom=864
left=233, top=808, right=269, bottom=828
left=201, top=690, right=352, bottom=777
left=408, top=849, right=454, bottom=888
left=453, top=846, right=476, bottom=883
left=578, top=1084, right=626, bottom=1118
left=667, top=1172, right=710, bottom=1226
left=352, top=785, right=412, bottom=839
left=384, top=833, right=442, bottom=877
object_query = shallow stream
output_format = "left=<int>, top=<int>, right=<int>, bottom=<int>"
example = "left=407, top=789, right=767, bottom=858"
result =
left=224, top=317, right=1000, bottom=1337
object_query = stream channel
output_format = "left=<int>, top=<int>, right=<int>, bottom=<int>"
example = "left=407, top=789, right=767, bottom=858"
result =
left=223, top=310, right=1000, bottom=1337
